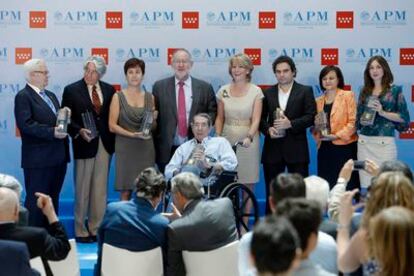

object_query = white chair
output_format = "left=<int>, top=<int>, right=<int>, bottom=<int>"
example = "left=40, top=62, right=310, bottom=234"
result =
left=49, top=239, right=80, bottom=276
left=101, top=244, right=163, bottom=276
left=183, top=240, right=239, bottom=276
left=30, top=257, right=46, bottom=276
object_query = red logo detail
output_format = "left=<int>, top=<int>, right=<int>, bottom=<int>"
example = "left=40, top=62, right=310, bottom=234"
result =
left=167, top=48, right=180, bottom=65
left=258, top=84, right=272, bottom=91
left=91, top=48, right=109, bottom=64
left=29, top=11, right=46, bottom=28
left=112, top=84, right=121, bottom=92
left=182, top=12, right=199, bottom=29
left=258, top=12, right=276, bottom=29
left=15, top=48, right=32, bottom=64
left=400, top=48, right=414, bottom=65
left=411, top=85, right=414, bottom=102
left=244, top=48, right=261, bottom=65
left=399, top=122, right=414, bottom=139
left=343, top=84, right=352, bottom=91
left=321, top=48, right=339, bottom=65
left=336, top=11, right=353, bottom=29
left=106, top=11, right=123, bottom=29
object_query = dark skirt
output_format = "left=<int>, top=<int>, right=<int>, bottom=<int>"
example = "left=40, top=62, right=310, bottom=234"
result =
left=317, top=141, right=360, bottom=190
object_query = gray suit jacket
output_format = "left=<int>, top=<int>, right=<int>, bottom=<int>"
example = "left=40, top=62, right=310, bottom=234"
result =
left=152, top=76, right=217, bottom=164
left=166, top=198, right=238, bottom=276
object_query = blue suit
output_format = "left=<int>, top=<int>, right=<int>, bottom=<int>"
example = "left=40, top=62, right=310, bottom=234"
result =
left=0, top=239, right=40, bottom=276
left=96, top=197, right=169, bottom=275
left=14, top=84, right=70, bottom=227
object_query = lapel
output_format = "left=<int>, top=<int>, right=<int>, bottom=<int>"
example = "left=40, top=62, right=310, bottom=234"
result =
left=169, top=77, right=178, bottom=119
left=284, top=81, right=298, bottom=115
left=26, top=84, right=57, bottom=118
left=182, top=199, right=201, bottom=216
left=79, top=79, right=95, bottom=112
left=330, top=89, right=342, bottom=117
left=189, top=77, right=200, bottom=120
left=45, top=90, right=60, bottom=112
left=99, top=80, right=110, bottom=105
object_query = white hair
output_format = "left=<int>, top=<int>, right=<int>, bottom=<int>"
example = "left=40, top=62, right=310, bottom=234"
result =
left=0, top=174, right=22, bottom=199
left=84, top=55, right=107, bottom=77
left=23, top=58, right=45, bottom=81
left=171, top=172, right=204, bottom=200
left=0, top=187, right=19, bottom=220
left=304, top=175, right=329, bottom=211
left=172, top=48, right=193, bottom=63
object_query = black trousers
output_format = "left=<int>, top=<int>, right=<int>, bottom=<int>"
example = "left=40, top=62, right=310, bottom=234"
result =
left=23, top=163, right=67, bottom=227
left=263, top=161, right=309, bottom=214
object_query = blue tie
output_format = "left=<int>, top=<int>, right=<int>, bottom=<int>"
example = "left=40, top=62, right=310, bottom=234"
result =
left=39, top=91, right=56, bottom=113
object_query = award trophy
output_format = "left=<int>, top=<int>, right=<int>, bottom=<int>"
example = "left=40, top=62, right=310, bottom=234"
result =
left=139, top=110, right=153, bottom=137
left=315, top=111, right=330, bottom=139
left=81, top=111, right=98, bottom=139
left=181, top=144, right=205, bottom=176
left=56, top=108, right=70, bottom=134
left=271, top=108, right=286, bottom=138
left=360, top=96, right=378, bottom=126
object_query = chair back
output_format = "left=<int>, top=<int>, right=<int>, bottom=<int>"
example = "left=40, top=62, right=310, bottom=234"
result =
left=101, top=244, right=163, bottom=276
left=30, top=257, right=46, bottom=276
left=182, top=240, right=239, bottom=276
left=49, top=239, right=80, bottom=276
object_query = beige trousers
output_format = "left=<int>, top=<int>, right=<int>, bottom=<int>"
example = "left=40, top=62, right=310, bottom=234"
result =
left=74, top=139, right=110, bottom=237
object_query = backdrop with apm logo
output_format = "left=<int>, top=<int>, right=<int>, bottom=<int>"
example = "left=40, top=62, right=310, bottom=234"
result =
left=0, top=1, right=413, bottom=208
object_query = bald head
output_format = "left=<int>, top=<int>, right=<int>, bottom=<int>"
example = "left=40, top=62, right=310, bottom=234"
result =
left=0, top=187, right=19, bottom=222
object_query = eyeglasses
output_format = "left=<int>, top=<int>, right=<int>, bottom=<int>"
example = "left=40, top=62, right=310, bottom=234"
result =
left=191, top=122, right=209, bottom=129
left=173, top=59, right=190, bottom=65
left=34, top=70, right=49, bottom=75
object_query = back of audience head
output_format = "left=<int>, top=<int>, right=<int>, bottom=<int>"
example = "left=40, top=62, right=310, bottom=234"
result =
left=369, top=206, right=414, bottom=276
left=276, top=198, right=322, bottom=257
left=270, top=173, right=305, bottom=211
left=0, top=187, right=19, bottom=221
left=135, top=167, right=166, bottom=200
left=171, top=172, right=204, bottom=211
left=251, top=215, right=301, bottom=276
left=0, top=174, right=23, bottom=200
left=378, top=160, right=413, bottom=182
left=362, top=172, right=414, bottom=228
left=304, top=175, right=329, bottom=211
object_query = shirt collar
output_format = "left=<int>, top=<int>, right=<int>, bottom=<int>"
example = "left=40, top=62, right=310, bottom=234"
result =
left=175, top=76, right=192, bottom=87
left=27, top=83, right=42, bottom=94
left=191, top=136, right=211, bottom=145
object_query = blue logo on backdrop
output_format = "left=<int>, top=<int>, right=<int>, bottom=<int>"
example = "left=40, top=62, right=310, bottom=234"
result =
left=345, top=48, right=392, bottom=62
left=0, top=120, right=7, bottom=134
left=53, top=11, right=98, bottom=26
left=191, top=48, right=237, bottom=63
left=38, top=48, right=84, bottom=62
left=0, top=83, right=22, bottom=95
left=0, top=10, right=22, bottom=25
left=130, top=11, right=174, bottom=27
left=0, top=47, right=7, bottom=61
left=268, top=48, right=314, bottom=63
left=206, top=11, right=251, bottom=27
left=283, top=11, right=328, bottom=27
left=360, top=10, right=406, bottom=26
left=115, top=48, right=160, bottom=62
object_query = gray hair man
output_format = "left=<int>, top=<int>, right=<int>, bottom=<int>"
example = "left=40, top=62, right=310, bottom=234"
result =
left=61, top=55, right=116, bottom=243
left=0, top=173, right=29, bottom=226
left=167, top=172, right=238, bottom=276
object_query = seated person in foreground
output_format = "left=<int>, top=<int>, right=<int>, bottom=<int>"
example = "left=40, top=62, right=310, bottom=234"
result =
left=0, top=173, right=29, bottom=226
left=164, top=113, right=237, bottom=182
left=251, top=216, right=302, bottom=276
left=167, top=172, right=238, bottom=276
left=96, top=168, right=169, bottom=275
left=0, top=187, right=70, bottom=276
left=0, top=239, right=40, bottom=276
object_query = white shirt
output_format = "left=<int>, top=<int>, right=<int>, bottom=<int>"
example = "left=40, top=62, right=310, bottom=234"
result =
left=173, top=77, right=193, bottom=145
left=27, top=83, right=42, bottom=95
left=165, top=136, right=238, bottom=180
left=278, top=83, right=293, bottom=111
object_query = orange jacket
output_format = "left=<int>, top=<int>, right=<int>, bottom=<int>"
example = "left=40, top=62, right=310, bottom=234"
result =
left=312, top=89, right=358, bottom=148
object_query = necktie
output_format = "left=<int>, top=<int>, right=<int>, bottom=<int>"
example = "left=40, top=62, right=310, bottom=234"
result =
left=39, top=91, right=56, bottom=113
left=177, top=81, right=187, bottom=137
left=91, top=85, right=101, bottom=114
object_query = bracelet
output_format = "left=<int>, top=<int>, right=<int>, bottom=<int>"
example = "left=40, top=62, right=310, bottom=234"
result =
left=246, top=134, right=253, bottom=142
left=337, top=224, right=350, bottom=231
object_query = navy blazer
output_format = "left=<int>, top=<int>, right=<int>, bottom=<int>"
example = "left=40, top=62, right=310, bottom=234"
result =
left=96, top=197, right=169, bottom=275
left=61, top=79, right=115, bottom=159
left=14, top=84, right=70, bottom=168
left=0, top=239, right=39, bottom=276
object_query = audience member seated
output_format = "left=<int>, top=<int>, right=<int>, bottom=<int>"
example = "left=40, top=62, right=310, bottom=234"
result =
left=0, top=173, right=29, bottom=226
left=276, top=198, right=335, bottom=276
left=164, top=113, right=237, bottom=183
left=95, top=168, right=169, bottom=275
left=0, top=239, right=40, bottom=276
left=250, top=216, right=301, bottom=276
left=0, top=187, right=70, bottom=276
left=166, top=172, right=238, bottom=276
left=337, top=172, right=414, bottom=274
left=368, top=206, right=414, bottom=276
left=238, top=173, right=337, bottom=275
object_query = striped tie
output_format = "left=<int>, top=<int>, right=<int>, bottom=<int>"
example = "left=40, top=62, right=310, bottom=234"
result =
left=91, top=85, right=101, bottom=114
left=39, top=91, right=56, bottom=113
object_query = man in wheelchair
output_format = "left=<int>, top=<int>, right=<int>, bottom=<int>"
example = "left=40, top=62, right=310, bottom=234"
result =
left=164, top=113, right=238, bottom=195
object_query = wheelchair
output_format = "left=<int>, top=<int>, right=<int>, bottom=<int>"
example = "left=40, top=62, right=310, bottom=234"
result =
left=163, top=142, right=260, bottom=237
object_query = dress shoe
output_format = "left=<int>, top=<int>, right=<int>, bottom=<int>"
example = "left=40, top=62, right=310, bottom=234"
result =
left=75, top=236, right=93, bottom=243
left=90, top=235, right=97, bottom=242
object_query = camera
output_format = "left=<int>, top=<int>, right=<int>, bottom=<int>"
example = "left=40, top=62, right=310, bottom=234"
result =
left=353, top=160, right=366, bottom=170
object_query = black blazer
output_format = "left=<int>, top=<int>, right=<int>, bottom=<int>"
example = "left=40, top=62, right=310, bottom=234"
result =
left=61, top=79, right=115, bottom=159
left=152, top=76, right=217, bottom=164
left=260, top=81, right=316, bottom=164
left=14, top=85, right=70, bottom=169
left=0, top=240, right=39, bottom=276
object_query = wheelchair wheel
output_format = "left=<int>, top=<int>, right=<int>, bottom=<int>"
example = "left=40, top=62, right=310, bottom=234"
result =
left=219, top=183, right=259, bottom=237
